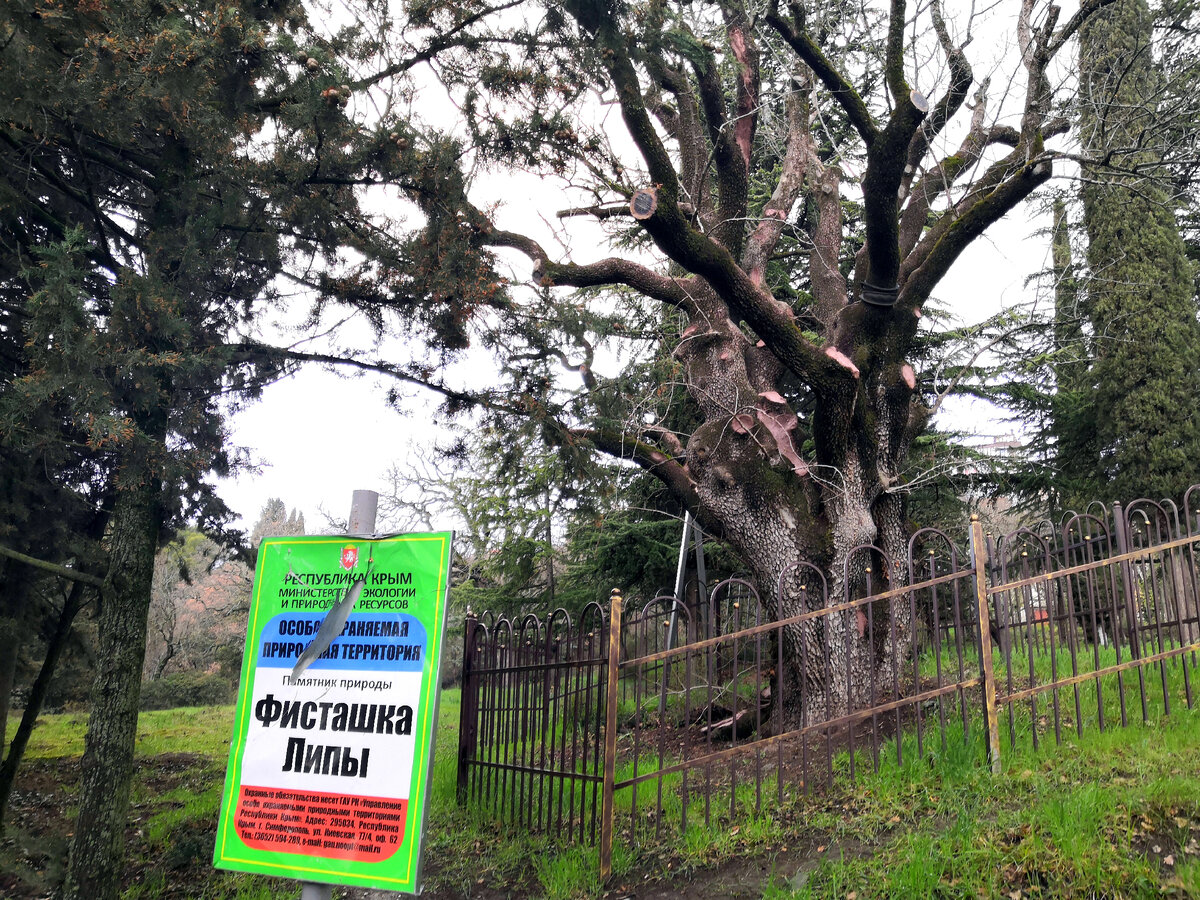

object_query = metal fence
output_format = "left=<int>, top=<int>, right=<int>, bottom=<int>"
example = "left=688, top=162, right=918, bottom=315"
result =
left=455, top=603, right=610, bottom=844
left=456, top=495, right=1200, bottom=880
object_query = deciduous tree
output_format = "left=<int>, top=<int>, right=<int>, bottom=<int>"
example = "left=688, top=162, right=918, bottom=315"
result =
left=346, top=0, right=1125, bottom=722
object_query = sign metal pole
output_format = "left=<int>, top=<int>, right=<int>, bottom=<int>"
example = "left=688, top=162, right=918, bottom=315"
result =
left=297, top=489, right=377, bottom=900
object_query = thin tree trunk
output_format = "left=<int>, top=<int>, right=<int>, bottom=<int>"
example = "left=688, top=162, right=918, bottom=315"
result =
left=0, top=563, right=31, bottom=758
left=544, top=489, right=556, bottom=607
left=0, top=618, right=17, bottom=755
left=62, top=467, right=160, bottom=900
left=1170, top=555, right=1199, bottom=645
left=0, top=580, right=88, bottom=832
left=152, top=633, right=176, bottom=680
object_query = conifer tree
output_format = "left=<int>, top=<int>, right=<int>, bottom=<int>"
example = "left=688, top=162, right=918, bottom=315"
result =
left=1078, top=0, right=1200, bottom=504
left=345, top=0, right=1126, bottom=723
left=0, top=0, right=446, bottom=893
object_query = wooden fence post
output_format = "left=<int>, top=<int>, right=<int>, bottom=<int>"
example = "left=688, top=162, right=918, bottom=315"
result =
left=599, top=588, right=622, bottom=885
left=457, top=609, right=479, bottom=805
left=971, top=515, right=1002, bottom=774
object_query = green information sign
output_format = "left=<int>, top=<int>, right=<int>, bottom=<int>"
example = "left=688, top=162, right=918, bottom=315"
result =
left=214, top=532, right=452, bottom=893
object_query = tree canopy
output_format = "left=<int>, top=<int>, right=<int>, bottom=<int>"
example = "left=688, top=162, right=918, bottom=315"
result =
left=305, top=0, right=1150, bottom=720
left=0, top=0, right=452, bottom=893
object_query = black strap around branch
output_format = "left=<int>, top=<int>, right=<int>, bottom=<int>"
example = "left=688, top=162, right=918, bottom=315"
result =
left=861, top=281, right=900, bottom=308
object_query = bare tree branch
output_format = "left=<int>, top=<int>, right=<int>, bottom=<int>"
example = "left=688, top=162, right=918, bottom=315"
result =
left=765, top=1, right=879, bottom=146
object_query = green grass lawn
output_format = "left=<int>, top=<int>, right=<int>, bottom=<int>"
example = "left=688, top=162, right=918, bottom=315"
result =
left=759, top=707, right=1200, bottom=899
left=3, top=685, right=1199, bottom=899
left=5, top=705, right=235, bottom=760
left=2, top=692, right=582, bottom=900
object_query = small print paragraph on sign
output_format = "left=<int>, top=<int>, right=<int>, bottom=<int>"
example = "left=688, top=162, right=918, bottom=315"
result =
left=234, top=785, right=407, bottom=861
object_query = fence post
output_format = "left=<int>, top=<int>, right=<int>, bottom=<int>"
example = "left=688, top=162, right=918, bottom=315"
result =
left=970, top=515, right=1002, bottom=774
left=457, top=609, right=479, bottom=805
left=599, top=588, right=622, bottom=885
left=1112, top=502, right=1142, bottom=661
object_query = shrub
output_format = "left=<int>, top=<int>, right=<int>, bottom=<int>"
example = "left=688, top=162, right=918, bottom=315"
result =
left=140, top=672, right=233, bottom=710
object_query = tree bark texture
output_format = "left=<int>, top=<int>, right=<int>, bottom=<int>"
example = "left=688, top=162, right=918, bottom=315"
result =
left=63, top=465, right=161, bottom=900
left=681, top=314, right=915, bottom=722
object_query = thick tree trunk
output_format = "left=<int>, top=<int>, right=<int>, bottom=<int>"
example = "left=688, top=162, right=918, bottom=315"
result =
left=62, top=466, right=160, bottom=900
left=776, top=477, right=912, bottom=725
left=0, top=580, right=88, bottom=832
left=682, top=312, right=915, bottom=726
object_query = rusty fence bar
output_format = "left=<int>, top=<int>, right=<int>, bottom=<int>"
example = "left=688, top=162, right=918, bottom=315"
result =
left=606, top=550, right=981, bottom=853
left=598, top=590, right=622, bottom=883
left=971, top=516, right=1002, bottom=773
left=456, top=492, right=1200, bottom=882
left=455, top=601, right=610, bottom=845
left=986, top=504, right=1200, bottom=755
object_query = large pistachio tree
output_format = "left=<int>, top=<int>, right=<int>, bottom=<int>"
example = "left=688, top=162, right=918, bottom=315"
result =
left=367, top=0, right=1118, bottom=721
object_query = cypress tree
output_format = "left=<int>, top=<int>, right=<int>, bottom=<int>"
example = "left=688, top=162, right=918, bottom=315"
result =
left=1079, top=0, right=1200, bottom=504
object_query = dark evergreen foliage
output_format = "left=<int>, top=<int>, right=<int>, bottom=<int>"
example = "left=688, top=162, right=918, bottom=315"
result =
left=1078, top=0, right=1200, bottom=506
left=0, top=0, right=457, bottom=892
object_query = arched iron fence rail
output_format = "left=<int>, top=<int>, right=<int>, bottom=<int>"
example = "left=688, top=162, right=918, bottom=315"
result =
left=456, top=495, right=1200, bottom=881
